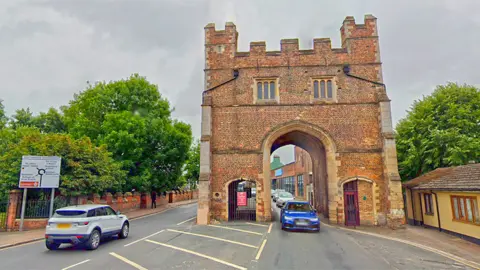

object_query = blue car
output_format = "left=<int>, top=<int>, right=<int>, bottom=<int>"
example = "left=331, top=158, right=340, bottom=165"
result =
left=280, top=201, right=320, bottom=232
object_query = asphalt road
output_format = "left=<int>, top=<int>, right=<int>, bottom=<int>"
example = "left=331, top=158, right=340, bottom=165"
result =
left=0, top=203, right=199, bottom=270
left=255, top=205, right=474, bottom=270
left=0, top=201, right=475, bottom=270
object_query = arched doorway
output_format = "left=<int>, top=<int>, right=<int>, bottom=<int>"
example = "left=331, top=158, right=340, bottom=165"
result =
left=343, top=180, right=360, bottom=226
left=263, top=122, right=337, bottom=220
left=228, top=179, right=257, bottom=221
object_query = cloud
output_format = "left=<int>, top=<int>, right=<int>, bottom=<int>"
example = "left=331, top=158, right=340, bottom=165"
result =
left=0, top=0, right=479, bottom=163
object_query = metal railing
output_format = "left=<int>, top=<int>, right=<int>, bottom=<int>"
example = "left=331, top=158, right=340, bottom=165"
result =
left=0, top=201, right=8, bottom=231
left=16, top=197, right=70, bottom=219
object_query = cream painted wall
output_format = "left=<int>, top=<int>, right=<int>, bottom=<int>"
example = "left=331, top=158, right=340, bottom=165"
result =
left=405, top=189, right=423, bottom=221
left=408, top=190, right=480, bottom=240
left=419, top=192, right=438, bottom=228
left=436, top=192, right=480, bottom=240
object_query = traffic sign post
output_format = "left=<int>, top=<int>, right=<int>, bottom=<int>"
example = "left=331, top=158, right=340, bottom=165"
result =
left=49, top=188, right=55, bottom=218
left=19, top=188, right=27, bottom=232
left=18, top=156, right=61, bottom=230
left=19, top=156, right=61, bottom=189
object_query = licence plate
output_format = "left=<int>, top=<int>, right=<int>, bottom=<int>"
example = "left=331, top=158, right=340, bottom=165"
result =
left=296, top=221, right=308, bottom=226
left=57, top=223, right=71, bottom=229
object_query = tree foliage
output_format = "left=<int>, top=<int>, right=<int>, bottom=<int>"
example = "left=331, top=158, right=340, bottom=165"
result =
left=0, top=100, right=7, bottom=129
left=32, top=108, right=66, bottom=133
left=0, top=74, right=194, bottom=195
left=0, top=128, right=125, bottom=196
left=8, top=107, right=66, bottom=133
left=396, top=82, right=480, bottom=181
left=9, top=108, right=34, bottom=129
left=184, top=139, right=200, bottom=189
left=62, top=74, right=192, bottom=192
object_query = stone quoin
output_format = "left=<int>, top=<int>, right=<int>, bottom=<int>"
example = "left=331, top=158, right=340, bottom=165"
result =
left=197, top=14, right=405, bottom=227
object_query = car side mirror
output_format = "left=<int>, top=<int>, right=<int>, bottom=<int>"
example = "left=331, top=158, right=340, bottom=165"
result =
left=116, top=210, right=121, bottom=215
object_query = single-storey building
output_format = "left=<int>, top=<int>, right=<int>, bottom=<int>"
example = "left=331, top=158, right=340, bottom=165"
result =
left=403, top=163, right=480, bottom=244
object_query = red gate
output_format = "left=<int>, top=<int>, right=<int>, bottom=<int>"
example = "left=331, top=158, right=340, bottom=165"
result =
left=344, top=180, right=360, bottom=226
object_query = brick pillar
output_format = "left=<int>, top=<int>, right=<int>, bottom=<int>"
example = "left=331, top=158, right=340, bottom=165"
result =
left=93, top=193, right=101, bottom=204
left=133, top=192, right=141, bottom=209
left=6, top=190, right=21, bottom=231
left=104, top=193, right=113, bottom=205
left=124, top=192, right=133, bottom=210
left=115, top=192, right=124, bottom=210
left=78, top=195, right=87, bottom=205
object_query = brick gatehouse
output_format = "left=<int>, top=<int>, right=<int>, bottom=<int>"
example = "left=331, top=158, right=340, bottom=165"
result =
left=197, top=15, right=405, bottom=227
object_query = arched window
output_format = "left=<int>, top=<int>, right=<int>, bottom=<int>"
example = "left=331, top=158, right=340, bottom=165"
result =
left=255, top=79, right=277, bottom=101
left=312, top=78, right=335, bottom=100
left=327, top=80, right=333, bottom=98
left=257, top=82, right=262, bottom=99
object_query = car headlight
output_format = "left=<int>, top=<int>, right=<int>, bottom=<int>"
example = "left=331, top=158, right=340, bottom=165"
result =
left=310, top=218, right=319, bottom=222
left=284, top=216, right=294, bottom=221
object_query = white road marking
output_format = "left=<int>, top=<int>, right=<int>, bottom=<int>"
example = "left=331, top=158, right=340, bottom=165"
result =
left=124, top=230, right=164, bottom=247
left=255, top=239, right=267, bottom=260
left=130, top=208, right=173, bottom=221
left=145, top=240, right=247, bottom=270
left=246, top=222, right=268, bottom=227
left=321, top=222, right=480, bottom=270
left=61, top=259, right=91, bottom=270
left=167, top=229, right=257, bottom=248
left=110, top=252, right=148, bottom=270
left=176, top=216, right=196, bottom=225
left=208, top=225, right=263, bottom=236
left=267, top=223, right=273, bottom=234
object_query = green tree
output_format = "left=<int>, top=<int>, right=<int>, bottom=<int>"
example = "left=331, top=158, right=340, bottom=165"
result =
left=396, top=82, right=480, bottom=181
left=32, top=108, right=66, bottom=133
left=184, top=139, right=200, bottom=189
left=62, top=74, right=192, bottom=192
left=0, top=130, right=125, bottom=196
left=62, top=74, right=171, bottom=141
left=9, top=108, right=34, bottom=129
left=0, top=100, right=7, bottom=129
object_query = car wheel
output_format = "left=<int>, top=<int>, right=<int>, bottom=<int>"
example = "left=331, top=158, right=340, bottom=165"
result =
left=45, top=241, right=60, bottom=250
left=86, top=229, right=101, bottom=250
left=118, top=222, right=129, bottom=239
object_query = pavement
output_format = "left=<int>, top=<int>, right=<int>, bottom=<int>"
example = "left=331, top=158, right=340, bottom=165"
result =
left=0, top=199, right=198, bottom=249
left=320, top=220, right=480, bottom=267
left=0, top=200, right=479, bottom=270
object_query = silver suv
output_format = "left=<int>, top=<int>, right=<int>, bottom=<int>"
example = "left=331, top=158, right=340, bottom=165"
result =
left=45, top=204, right=129, bottom=250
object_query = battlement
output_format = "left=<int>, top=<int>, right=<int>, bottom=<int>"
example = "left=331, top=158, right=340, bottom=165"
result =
left=204, top=14, right=380, bottom=68
left=340, top=14, right=378, bottom=45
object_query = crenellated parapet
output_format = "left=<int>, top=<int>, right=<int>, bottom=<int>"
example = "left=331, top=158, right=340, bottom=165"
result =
left=204, top=14, right=380, bottom=69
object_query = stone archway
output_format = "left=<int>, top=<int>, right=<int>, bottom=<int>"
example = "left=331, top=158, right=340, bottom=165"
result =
left=338, top=177, right=378, bottom=226
left=262, top=121, right=339, bottom=223
left=224, top=178, right=259, bottom=221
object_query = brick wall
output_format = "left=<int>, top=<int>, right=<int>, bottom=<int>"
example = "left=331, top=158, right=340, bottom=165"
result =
left=201, top=14, right=404, bottom=226
left=5, top=189, right=198, bottom=231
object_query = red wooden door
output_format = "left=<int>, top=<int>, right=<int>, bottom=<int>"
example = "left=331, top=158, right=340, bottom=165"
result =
left=344, top=181, right=360, bottom=226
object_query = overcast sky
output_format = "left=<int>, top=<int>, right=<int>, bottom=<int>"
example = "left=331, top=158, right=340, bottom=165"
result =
left=1, top=0, right=479, bottom=164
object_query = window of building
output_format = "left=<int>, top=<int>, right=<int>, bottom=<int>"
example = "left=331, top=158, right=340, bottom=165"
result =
left=451, top=196, right=480, bottom=225
left=424, top=194, right=433, bottom=215
left=256, top=80, right=276, bottom=100
left=297, top=175, right=304, bottom=197
left=313, top=78, right=335, bottom=99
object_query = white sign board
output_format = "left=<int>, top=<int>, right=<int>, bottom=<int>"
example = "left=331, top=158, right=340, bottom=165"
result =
left=19, top=156, right=61, bottom=188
